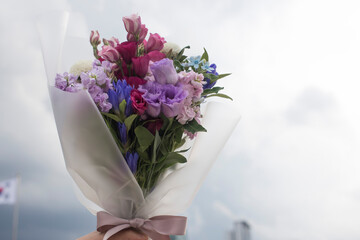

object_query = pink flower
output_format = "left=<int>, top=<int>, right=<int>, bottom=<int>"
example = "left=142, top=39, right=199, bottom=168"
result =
left=132, top=55, right=150, bottom=78
left=98, top=45, right=120, bottom=63
left=126, top=76, right=146, bottom=88
left=90, top=30, right=100, bottom=47
left=147, top=51, right=166, bottom=62
left=123, top=14, right=142, bottom=35
left=146, top=33, right=166, bottom=52
left=103, top=37, right=120, bottom=48
left=116, top=42, right=137, bottom=64
left=131, top=89, right=147, bottom=115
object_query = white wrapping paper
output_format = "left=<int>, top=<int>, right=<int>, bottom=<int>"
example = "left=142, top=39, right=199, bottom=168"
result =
left=38, top=11, right=240, bottom=220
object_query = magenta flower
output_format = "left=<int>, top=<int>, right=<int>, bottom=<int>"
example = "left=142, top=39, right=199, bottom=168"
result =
left=116, top=42, right=137, bottom=64
left=146, top=33, right=166, bottom=52
left=150, top=58, right=178, bottom=85
left=132, top=55, right=150, bottom=78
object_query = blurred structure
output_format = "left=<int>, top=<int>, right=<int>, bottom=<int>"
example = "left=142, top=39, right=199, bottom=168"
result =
left=226, top=220, right=251, bottom=240
left=170, top=232, right=188, bottom=240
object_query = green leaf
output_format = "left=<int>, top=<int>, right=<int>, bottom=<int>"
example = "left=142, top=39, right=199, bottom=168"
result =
left=135, top=126, right=154, bottom=152
left=154, top=152, right=187, bottom=172
left=201, top=48, right=209, bottom=62
left=124, top=114, right=138, bottom=132
left=205, top=93, right=233, bottom=100
left=183, top=119, right=207, bottom=134
left=101, top=112, right=121, bottom=122
left=174, top=137, right=187, bottom=150
left=202, top=87, right=224, bottom=96
left=217, top=73, right=231, bottom=80
left=152, top=131, right=161, bottom=163
left=176, top=147, right=191, bottom=153
left=119, top=100, right=126, bottom=115
left=173, top=60, right=184, bottom=71
left=176, top=46, right=190, bottom=59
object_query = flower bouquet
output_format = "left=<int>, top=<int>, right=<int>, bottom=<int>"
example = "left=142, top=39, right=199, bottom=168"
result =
left=38, top=11, right=240, bottom=240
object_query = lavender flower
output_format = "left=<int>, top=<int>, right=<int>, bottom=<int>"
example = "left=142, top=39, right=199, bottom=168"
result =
left=150, top=58, right=178, bottom=85
left=138, top=81, right=162, bottom=117
left=125, top=152, right=139, bottom=174
left=160, top=84, right=188, bottom=118
left=108, top=80, right=133, bottom=116
left=55, top=72, right=82, bottom=92
left=139, top=81, right=187, bottom=118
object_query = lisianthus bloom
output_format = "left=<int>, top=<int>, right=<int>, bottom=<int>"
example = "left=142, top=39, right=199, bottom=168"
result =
left=90, top=30, right=101, bottom=47
left=150, top=58, right=178, bottom=85
left=116, top=42, right=137, bottom=64
left=130, top=89, right=147, bottom=115
left=160, top=84, right=188, bottom=118
left=139, top=81, right=187, bottom=118
left=98, top=45, right=120, bottom=63
left=123, top=14, right=142, bottom=36
left=132, top=55, right=150, bottom=78
left=146, top=33, right=166, bottom=52
left=147, top=50, right=166, bottom=62
left=126, top=76, right=146, bottom=88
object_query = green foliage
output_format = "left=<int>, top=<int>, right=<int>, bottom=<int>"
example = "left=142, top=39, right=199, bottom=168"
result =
left=183, top=119, right=207, bottom=134
left=134, top=126, right=154, bottom=152
left=201, top=48, right=209, bottom=62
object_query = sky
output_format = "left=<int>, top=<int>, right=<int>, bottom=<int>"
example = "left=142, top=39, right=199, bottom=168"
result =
left=1, top=0, right=360, bottom=239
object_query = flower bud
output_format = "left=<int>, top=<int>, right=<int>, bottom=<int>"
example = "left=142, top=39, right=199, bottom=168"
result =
left=146, top=33, right=166, bottom=52
left=98, top=45, right=120, bottom=63
left=123, top=14, right=142, bottom=35
left=90, top=30, right=101, bottom=47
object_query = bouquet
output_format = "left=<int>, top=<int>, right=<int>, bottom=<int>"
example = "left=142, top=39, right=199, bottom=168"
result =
left=38, top=11, right=240, bottom=240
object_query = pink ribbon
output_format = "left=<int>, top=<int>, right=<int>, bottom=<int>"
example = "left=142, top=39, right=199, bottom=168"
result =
left=97, top=211, right=187, bottom=240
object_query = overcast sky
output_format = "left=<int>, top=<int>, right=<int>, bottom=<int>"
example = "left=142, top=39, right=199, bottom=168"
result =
left=1, top=0, right=360, bottom=240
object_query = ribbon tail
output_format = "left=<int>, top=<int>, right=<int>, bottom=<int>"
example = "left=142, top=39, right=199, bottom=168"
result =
left=103, top=225, right=129, bottom=240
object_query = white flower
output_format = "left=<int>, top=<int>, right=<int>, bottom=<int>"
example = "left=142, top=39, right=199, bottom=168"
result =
left=69, top=60, right=93, bottom=76
left=161, top=42, right=181, bottom=57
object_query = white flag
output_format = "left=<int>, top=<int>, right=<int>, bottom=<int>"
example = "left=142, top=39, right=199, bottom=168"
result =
left=0, top=178, right=17, bottom=204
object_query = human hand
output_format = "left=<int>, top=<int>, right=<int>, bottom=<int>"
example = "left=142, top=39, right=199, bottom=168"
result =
left=77, top=229, right=148, bottom=240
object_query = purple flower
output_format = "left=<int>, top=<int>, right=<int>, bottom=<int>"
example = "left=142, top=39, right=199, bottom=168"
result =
left=55, top=72, right=82, bottom=92
left=138, top=82, right=162, bottom=117
left=118, top=122, right=127, bottom=145
left=125, top=152, right=139, bottom=174
left=139, top=81, right=187, bottom=118
left=108, top=80, right=133, bottom=116
left=203, top=63, right=218, bottom=89
left=150, top=58, right=178, bottom=85
left=160, top=84, right=188, bottom=117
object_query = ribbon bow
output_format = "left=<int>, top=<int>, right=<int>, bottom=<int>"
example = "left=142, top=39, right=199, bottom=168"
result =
left=97, top=211, right=187, bottom=240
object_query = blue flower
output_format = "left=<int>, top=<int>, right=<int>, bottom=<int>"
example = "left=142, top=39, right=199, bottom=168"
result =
left=203, top=63, right=218, bottom=89
left=108, top=80, right=133, bottom=116
left=188, top=56, right=204, bottom=69
left=125, top=152, right=139, bottom=174
left=201, top=61, right=214, bottom=72
left=118, top=122, right=127, bottom=145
